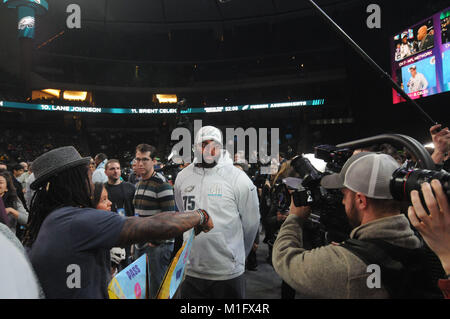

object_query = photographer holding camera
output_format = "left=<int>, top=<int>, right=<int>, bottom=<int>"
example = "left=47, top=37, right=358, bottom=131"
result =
left=272, top=152, right=443, bottom=298
left=408, top=179, right=450, bottom=298
left=430, top=124, right=450, bottom=167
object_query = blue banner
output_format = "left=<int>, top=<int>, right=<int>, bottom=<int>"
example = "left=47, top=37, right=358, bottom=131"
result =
left=157, top=229, right=195, bottom=299
left=108, top=254, right=147, bottom=299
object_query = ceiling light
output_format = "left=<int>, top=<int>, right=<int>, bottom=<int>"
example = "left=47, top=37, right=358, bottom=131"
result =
left=156, top=94, right=177, bottom=103
left=63, top=91, right=88, bottom=101
left=42, top=89, right=60, bottom=97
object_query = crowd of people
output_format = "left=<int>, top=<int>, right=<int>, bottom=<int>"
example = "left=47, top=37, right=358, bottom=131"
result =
left=0, top=128, right=87, bottom=164
left=0, top=123, right=449, bottom=299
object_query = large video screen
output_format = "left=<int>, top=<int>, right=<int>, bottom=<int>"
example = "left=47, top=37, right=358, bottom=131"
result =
left=391, top=7, right=450, bottom=103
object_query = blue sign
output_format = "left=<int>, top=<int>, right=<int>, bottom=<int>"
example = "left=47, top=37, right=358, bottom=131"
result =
left=108, top=254, right=147, bottom=299
left=168, top=230, right=194, bottom=298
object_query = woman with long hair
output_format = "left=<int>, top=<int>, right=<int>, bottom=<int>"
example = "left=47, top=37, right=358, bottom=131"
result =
left=91, top=182, right=126, bottom=277
left=92, top=183, right=112, bottom=212
left=0, top=171, right=29, bottom=235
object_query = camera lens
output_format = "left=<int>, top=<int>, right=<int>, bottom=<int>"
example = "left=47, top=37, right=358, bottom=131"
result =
left=290, top=156, right=322, bottom=184
left=390, top=168, right=450, bottom=202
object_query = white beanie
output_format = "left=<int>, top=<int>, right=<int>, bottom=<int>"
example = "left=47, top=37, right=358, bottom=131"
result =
left=194, top=126, right=223, bottom=146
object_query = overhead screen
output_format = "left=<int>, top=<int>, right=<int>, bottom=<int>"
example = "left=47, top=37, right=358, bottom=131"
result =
left=0, top=99, right=325, bottom=115
left=391, top=7, right=450, bottom=103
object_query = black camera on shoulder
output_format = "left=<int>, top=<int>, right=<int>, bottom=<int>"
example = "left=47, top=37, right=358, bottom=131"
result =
left=272, top=145, right=354, bottom=243
left=276, top=144, right=353, bottom=210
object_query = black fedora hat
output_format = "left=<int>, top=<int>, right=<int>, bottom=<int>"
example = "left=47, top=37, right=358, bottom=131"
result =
left=30, top=146, right=91, bottom=190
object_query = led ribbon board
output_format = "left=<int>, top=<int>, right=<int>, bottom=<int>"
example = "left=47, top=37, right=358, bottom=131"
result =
left=0, top=99, right=324, bottom=115
left=181, top=99, right=325, bottom=114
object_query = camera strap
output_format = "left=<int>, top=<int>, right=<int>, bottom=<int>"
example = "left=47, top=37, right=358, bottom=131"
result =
left=340, top=238, right=445, bottom=299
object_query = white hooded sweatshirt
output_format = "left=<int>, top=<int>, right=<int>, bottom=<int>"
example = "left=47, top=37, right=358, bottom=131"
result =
left=174, top=149, right=260, bottom=281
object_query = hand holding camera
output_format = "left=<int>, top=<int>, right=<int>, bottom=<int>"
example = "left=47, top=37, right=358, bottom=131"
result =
left=288, top=196, right=312, bottom=219
left=408, top=180, right=450, bottom=274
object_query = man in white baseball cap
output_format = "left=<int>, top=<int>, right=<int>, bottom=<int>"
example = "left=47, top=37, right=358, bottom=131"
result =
left=271, top=152, right=436, bottom=298
left=193, top=125, right=224, bottom=167
left=175, top=125, right=260, bottom=298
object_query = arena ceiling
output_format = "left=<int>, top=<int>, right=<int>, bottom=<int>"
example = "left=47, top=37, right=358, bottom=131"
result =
left=0, top=0, right=448, bottom=112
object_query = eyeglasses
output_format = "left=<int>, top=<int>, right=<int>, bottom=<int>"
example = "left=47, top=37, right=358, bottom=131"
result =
left=134, top=157, right=151, bottom=163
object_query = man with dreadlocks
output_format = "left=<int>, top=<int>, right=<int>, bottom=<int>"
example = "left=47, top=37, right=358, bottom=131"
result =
left=24, top=146, right=213, bottom=299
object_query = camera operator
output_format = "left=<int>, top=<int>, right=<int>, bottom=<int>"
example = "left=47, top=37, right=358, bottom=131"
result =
left=408, top=180, right=450, bottom=298
left=430, top=124, right=450, bottom=169
left=272, top=152, right=442, bottom=298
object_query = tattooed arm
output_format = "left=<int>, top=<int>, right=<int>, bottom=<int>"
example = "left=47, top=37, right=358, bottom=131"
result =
left=116, top=210, right=213, bottom=247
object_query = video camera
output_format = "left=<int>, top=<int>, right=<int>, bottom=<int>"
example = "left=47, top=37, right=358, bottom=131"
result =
left=272, top=134, right=449, bottom=244
left=274, top=144, right=352, bottom=211
left=271, top=145, right=353, bottom=243
left=335, top=134, right=449, bottom=203
left=390, top=167, right=449, bottom=202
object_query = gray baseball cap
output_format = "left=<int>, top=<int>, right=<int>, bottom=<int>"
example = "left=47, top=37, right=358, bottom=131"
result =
left=320, top=152, right=373, bottom=190
left=321, top=152, right=400, bottom=199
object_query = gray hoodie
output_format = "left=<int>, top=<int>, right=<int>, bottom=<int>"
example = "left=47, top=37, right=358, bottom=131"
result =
left=273, top=214, right=421, bottom=298
left=174, top=150, right=260, bottom=281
